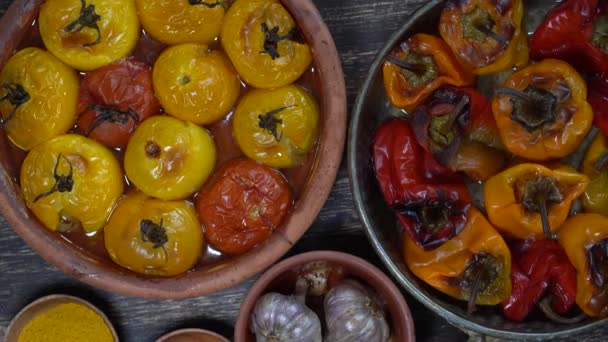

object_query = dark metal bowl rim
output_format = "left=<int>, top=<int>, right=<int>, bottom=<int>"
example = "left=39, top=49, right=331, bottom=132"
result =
left=347, top=0, right=608, bottom=339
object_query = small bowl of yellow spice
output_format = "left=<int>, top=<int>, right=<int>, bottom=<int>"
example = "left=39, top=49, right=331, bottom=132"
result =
left=5, top=294, right=117, bottom=342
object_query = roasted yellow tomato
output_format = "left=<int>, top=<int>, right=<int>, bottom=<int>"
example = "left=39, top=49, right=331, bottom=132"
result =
left=221, top=0, right=312, bottom=88
left=39, top=0, right=139, bottom=71
left=124, top=116, right=216, bottom=200
left=153, top=43, right=240, bottom=125
left=0, top=47, right=79, bottom=151
left=135, top=0, right=226, bottom=45
left=104, top=192, right=203, bottom=276
left=232, top=85, right=319, bottom=168
left=20, top=134, right=123, bottom=233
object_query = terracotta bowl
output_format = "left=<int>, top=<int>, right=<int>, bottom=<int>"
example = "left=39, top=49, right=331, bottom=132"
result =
left=5, top=294, right=118, bottom=342
left=0, top=0, right=346, bottom=298
left=156, top=328, right=229, bottom=342
left=348, top=0, right=607, bottom=339
left=234, top=251, right=416, bottom=341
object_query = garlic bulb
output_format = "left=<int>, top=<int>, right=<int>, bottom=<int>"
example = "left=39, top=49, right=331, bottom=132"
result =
left=250, top=292, right=322, bottom=342
left=324, top=279, right=390, bottom=342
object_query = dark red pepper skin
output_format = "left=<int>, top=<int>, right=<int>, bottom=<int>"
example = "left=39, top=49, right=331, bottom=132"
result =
left=529, top=0, right=608, bottom=74
left=502, top=240, right=578, bottom=322
left=373, top=119, right=461, bottom=206
left=588, top=72, right=608, bottom=136
left=373, top=119, right=471, bottom=250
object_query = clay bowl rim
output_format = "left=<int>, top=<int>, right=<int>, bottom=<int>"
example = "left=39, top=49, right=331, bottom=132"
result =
left=233, top=250, right=417, bottom=342
left=0, top=0, right=346, bottom=299
left=347, top=0, right=608, bottom=339
left=5, top=294, right=119, bottom=342
left=155, top=328, right=230, bottom=342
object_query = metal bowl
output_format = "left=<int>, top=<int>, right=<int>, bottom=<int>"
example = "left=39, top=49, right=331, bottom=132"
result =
left=348, top=0, right=608, bottom=339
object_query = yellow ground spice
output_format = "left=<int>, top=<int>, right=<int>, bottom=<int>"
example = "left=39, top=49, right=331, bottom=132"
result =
left=18, top=302, right=114, bottom=342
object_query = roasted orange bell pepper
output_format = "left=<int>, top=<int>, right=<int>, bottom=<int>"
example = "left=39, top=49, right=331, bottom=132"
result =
left=492, top=59, right=593, bottom=160
left=484, top=163, right=589, bottom=240
left=581, top=133, right=608, bottom=215
left=439, top=0, right=528, bottom=75
left=403, top=207, right=511, bottom=313
left=411, top=87, right=506, bottom=181
left=559, top=214, right=608, bottom=317
left=382, top=33, right=474, bottom=111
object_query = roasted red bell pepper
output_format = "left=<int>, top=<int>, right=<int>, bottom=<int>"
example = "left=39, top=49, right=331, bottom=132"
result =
left=373, top=119, right=471, bottom=250
left=502, top=240, right=578, bottom=322
left=587, top=72, right=608, bottom=136
left=530, top=0, right=608, bottom=74
left=411, top=87, right=505, bottom=181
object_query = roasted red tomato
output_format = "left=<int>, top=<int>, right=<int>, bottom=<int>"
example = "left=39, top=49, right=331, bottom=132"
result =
left=196, top=159, right=292, bottom=255
left=76, top=58, right=159, bottom=149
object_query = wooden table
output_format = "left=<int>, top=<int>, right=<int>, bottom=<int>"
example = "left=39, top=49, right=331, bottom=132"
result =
left=0, top=0, right=605, bottom=341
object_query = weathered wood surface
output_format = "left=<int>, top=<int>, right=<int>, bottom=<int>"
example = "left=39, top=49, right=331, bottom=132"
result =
left=0, top=0, right=605, bottom=341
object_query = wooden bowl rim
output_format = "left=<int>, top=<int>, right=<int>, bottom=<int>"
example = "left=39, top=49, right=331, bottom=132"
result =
left=233, top=251, right=416, bottom=342
left=0, top=0, right=346, bottom=299
left=5, top=294, right=119, bottom=342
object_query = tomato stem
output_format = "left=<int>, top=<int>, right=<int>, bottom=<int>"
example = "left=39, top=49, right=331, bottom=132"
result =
left=79, top=104, right=139, bottom=136
left=140, top=219, right=169, bottom=261
left=260, top=23, right=305, bottom=60
left=0, top=82, right=30, bottom=127
left=64, top=0, right=101, bottom=47
left=33, top=154, right=74, bottom=203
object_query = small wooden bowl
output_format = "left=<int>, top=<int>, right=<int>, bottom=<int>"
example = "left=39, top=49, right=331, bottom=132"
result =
left=234, top=251, right=416, bottom=342
left=0, top=0, right=346, bottom=298
left=156, top=329, right=229, bottom=342
left=5, top=294, right=118, bottom=342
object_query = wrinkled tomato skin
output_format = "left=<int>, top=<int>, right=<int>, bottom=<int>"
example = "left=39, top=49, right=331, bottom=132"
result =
left=77, top=58, right=159, bottom=149
left=196, top=159, right=293, bottom=255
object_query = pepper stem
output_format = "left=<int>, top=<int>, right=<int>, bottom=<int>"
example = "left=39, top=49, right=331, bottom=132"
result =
left=385, top=55, right=424, bottom=74
left=538, top=196, right=553, bottom=240
left=496, top=87, right=559, bottom=132
left=538, top=297, right=587, bottom=324
left=520, top=177, right=563, bottom=240
left=475, top=25, right=508, bottom=45
left=467, top=267, right=484, bottom=315
left=594, top=151, right=608, bottom=172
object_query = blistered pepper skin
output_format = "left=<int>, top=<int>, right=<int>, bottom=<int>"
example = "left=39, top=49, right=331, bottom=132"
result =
left=581, top=133, right=608, bottom=215
left=559, top=214, right=608, bottom=317
left=153, top=44, right=240, bottom=125
left=484, top=163, right=589, bottom=240
left=124, top=116, right=217, bottom=201
left=403, top=208, right=512, bottom=305
left=492, top=59, right=593, bottom=160
left=104, top=192, right=204, bottom=277
left=39, top=0, right=139, bottom=71
left=382, top=34, right=474, bottom=111
left=530, top=0, right=608, bottom=74
left=439, top=0, right=528, bottom=75
left=135, top=0, right=225, bottom=45
left=20, top=134, right=124, bottom=233
left=0, top=48, right=79, bottom=151
left=220, top=0, right=312, bottom=88
left=232, top=85, right=319, bottom=168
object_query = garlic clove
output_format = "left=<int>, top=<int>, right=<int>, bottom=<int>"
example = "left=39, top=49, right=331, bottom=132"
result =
left=324, top=279, right=390, bottom=342
left=249, top=292, right=322, bottom=342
